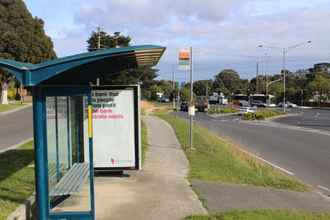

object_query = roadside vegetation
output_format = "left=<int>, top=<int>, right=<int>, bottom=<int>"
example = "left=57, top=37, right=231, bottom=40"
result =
left=0, top=103, right=25, bottom=113
left=0, top=141, right=34, bottom=220
left=184, top=210, right=330, bottom=220
left=141, top=120, right=148, bottom=164
left=242, top=110, right=284, bottom=120
left=157, top=112, right=308, bottom=192
left=208, top=106, right=238, bottom=115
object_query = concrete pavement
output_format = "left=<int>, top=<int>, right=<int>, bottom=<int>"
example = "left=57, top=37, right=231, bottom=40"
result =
left=94, top=116, right=206, bottom=220
left=0, top=106, right=33, bottom=152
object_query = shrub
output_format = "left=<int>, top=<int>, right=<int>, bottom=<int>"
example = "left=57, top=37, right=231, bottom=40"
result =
left=243, top=110, right=283, bottom=120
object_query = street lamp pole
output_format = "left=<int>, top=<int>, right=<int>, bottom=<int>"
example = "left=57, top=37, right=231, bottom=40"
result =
left=258, top=41, right=311, bottom=112
left=282, top=48, right=287, bottom=112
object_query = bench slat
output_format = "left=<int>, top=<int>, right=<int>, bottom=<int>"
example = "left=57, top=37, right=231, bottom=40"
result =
left=50, top=163, right=89, bottom=197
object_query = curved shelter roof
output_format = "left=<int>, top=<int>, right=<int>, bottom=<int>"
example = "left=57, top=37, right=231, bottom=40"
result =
left=0, top=45, right=165, bottom=86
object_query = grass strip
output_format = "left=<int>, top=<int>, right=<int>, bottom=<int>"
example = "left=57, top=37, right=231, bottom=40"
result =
left=184, top=210, right=330, bottom=220
left=0, top=141, right=34, bottom=220
left=141, top=120, right=148, bottom=164
left=157, top=113, right=308, bottom=192
left=208, top=106, right=238, bottom=114
left=0, top=103, right=25, bottom=113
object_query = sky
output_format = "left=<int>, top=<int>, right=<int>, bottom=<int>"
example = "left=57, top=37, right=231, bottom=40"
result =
left=25, top=0, right=330, bottom=81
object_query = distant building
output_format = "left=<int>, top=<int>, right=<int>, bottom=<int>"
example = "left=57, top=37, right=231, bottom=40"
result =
left=309, top=63, right=330, bottom=74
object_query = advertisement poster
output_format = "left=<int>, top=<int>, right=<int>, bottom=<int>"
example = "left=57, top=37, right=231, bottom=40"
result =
left=84, top=86, right=140, bottom=170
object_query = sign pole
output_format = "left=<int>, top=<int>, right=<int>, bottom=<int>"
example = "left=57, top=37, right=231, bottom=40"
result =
left=172, top=66, right=176, bottom=110
left=189, top=47, right=193, bottom=150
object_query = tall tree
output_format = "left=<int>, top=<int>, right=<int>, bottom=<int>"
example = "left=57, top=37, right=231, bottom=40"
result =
left=87, top=30, right=131, bottom=51
left=213, top=69, right=246, bottom=96
left=193, top=80, right=212, bottom=96
left=0, top=0, right=56, bottom=104
left=307, top=72, right=330, bottom=104
left=86, top=29, right=158, bottom=98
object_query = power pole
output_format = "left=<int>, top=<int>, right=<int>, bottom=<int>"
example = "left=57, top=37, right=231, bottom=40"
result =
left=206, top=82, right=209, bottom=98
left=282, top=48, right=287, bottom=113
left=189, top=47, right=194, bottom=150
left=256, top=61, right=259, bottom=94
left=172, top=67, right=176, bottom=110
left=96, top=27, right=101, bottom=86
left=97, top=27, right=101, bottom=50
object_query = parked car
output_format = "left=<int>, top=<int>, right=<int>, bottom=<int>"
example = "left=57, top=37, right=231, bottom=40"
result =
left=159, top=96, right=170, bottom=103
left=195, top=96, right=209, bottom=112
left=180, top=101, right=189, bottom=111
left=278, top=101, right=298, bottom=108
left=239, top=106, right=257, bottom=114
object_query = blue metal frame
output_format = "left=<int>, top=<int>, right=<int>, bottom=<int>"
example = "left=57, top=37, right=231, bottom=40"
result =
left=33, top=86, right=95, bottom=220
left=54, top=97, right=61, bottom=181
left=2, top=45, right=165, bottom=220
left=0, top=45, right=165, bottom=86
left=67, top=97, right=72, bottom=169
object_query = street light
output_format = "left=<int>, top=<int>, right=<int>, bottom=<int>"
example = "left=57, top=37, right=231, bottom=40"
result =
left=258, top=41, right=312, bottom=112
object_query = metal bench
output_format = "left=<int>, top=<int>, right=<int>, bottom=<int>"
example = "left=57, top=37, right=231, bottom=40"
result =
left=50, top=163, right=89, bottom=197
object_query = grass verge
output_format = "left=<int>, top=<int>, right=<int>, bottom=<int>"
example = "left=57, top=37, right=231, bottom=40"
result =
left=141, top=120, right=148, bottom=165
left=243, top=110, right=284, bottom=120
left=184, top=210, right=330, bottom=220
left=0, top=103, right=25, bottom=113
left=0, top=141, right=34, bottom=220
left=157, top=112, right=308, bottom=192
left=208, top=106, right=238, bottom=114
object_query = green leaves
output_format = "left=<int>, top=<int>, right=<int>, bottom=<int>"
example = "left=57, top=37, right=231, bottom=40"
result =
left=0, top=0, right=56, bottom=82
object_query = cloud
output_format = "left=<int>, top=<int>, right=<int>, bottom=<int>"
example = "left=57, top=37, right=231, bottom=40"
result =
left=26, top=0, right=330, bottom=79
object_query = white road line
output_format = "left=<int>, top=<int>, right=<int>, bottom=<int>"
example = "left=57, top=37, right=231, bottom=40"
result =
left=318, top=185, right=330, bottom=192
left=239, top=149, right=295, bottom=176
left=0, top=137, right=33, bottom=154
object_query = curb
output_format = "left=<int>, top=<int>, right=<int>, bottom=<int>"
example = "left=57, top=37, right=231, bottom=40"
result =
left=6, top=195, right=35, bottom=220
left=0, top=138, right=33, bottom=154
left=0, top=103, right=32, bottom=116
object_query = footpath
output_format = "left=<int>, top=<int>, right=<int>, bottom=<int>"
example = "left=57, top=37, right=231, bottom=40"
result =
left=94, top=116, right=206, bottom=220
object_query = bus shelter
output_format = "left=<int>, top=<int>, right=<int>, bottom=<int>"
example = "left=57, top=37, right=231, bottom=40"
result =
left=0, top=45, right=165, bottom=220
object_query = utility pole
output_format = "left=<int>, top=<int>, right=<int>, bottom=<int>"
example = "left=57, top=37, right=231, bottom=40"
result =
left=172, top=66, right=176, bottom=110
left=259, top=41, right=311, bottom=112
left=96, top=27, right=101, bottom=86
left=256, top=61, right=259, bottom=94
left=206, top=82, right=209, bottom=98
left=189, top=47, right=194, bottom=150
left=282, top=48, right=286, bottom=112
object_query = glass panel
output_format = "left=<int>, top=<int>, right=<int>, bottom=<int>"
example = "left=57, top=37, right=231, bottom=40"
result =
left=57, top=97, right=69, bottom=172
left=46, top=97, right=58, bottom=187
left=46, top=96, right=91, bottom=214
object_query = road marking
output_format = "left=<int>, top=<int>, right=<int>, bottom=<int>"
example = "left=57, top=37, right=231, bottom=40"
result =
left=0, top=137, right=33, bottom=154
left=239, top=148, right=295, bottom=176
left=318, top=185, right=330, bottom=192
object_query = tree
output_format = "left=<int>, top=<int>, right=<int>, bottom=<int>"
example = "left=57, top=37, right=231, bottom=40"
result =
left=193, top=80, right=212, bottom=96
left=87, top=30, right=131, bottom=51
left=307, top=73, right=330, bottom=104
left=0, top=0, right=56, bottom=104
left=213, top=69, right=246, bottom=96
left=86, top=29, right=158, bottom=99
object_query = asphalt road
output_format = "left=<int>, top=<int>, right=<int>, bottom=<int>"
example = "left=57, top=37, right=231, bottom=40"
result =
left=274, top=108, right=330, bottom=132
left=0, top=106, right=33, bottom=151
left=175, top=111, right=330, bottom=195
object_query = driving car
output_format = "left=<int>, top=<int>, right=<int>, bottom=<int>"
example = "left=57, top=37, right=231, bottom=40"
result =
left=180, top=101, right=189, bottom=111
left=278, top=101, right=298, bottom=108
